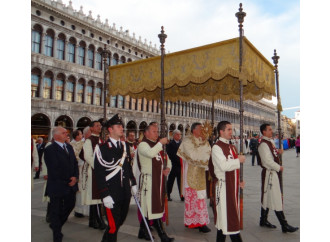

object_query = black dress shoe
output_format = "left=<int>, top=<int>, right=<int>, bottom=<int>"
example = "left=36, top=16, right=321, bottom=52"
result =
left=168, top=197, right=172, bottom=201
left=199, top=225, right=211, bottom=233
left=74, top=212, right=84, bottom=218
left=180, top=197, right=184, bottom=202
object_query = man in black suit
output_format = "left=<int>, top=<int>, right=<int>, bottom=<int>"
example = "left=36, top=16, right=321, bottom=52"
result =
left=167, top=129, right=183, bottom=201
left=44, top=126, right=79, bottom=242
left=94, top=114, right=137, bottom=242
left=34, top=137, right=46, bottom=179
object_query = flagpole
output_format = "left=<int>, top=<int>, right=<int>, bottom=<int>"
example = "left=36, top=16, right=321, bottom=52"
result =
left=235, top=3, right=246, bottom=230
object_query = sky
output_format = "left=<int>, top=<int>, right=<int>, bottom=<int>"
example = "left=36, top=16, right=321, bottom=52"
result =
left=61, top=0, right=300, bottom=118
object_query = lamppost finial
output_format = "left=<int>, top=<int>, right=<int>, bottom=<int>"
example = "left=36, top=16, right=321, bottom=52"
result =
left=235, top=3, right=246, bottom=26
left=158, top=26, right=167, bottom=46
left=272, top=49, right=280, bottom=68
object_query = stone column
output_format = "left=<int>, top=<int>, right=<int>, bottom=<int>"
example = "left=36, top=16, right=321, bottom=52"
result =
left=74, top=45, right=78, bottom=64
left=38, top=73, right=44, bottom=98
left=83, top=83, right=87, bottom=103
left=41, top=33, right=46, bottom=55
left=54, top=36, right=58, bottom=59
left=92, top=85, right=96, bottom=105
left=64, top=40, right=69, bottom=61
left=51, top=75, right=56, bottom=100
left=73, top=80, right=77, bottom=103
left=63, top=78, right=67, bottom=101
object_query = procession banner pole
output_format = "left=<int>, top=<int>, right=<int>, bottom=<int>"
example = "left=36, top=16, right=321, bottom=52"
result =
left=272, top=49, right=284, bottom=200
left=235, top=3, right=246, bottom=230
left=158, top=26, right=169, bottom=225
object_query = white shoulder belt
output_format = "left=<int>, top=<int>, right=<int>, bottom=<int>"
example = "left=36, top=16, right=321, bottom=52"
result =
left=94, top=141, right=127, bottom=182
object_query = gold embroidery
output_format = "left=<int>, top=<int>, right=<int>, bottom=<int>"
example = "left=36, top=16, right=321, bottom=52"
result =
left=187, top=164, right=206, bottom=190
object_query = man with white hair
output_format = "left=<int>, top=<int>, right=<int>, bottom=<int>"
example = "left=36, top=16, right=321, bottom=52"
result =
left=166, top=129, right=183, bottom=201
left=44, top=126, right=79, bottom=242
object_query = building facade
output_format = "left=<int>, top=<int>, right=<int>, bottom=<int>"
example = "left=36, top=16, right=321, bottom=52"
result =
left=31, top=0, right=276, bottom=141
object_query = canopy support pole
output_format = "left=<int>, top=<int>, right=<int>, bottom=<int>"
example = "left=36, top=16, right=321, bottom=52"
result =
left=272, top=49, right=283, bottom=199
left=235, top=3, right=246, bottom=230
left=158, top=26, right=169, bottom=225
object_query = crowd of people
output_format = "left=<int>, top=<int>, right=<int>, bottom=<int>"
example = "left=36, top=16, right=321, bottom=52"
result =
left=31, top=114, right=300, bottom=242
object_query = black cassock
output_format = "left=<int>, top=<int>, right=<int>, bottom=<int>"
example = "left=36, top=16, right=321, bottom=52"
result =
left=94, top=139, right=136, bottom=242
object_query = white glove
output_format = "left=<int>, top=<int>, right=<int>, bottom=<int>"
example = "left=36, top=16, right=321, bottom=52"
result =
left=131, top=185, right=137, bottom=195
left=103, top=196, right=114, bottom=209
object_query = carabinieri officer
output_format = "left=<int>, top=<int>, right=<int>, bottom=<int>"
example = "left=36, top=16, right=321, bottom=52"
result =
left=94, top=114, right=137, bottom=242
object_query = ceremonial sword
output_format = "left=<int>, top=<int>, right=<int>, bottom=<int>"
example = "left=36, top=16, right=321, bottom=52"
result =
left=132, top=193, right=154, bottom=242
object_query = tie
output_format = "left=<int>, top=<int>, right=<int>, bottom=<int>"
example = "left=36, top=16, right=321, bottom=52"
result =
left=117, top=141, right=121, bottom=149
left=63, top=144, right=69, bottom=155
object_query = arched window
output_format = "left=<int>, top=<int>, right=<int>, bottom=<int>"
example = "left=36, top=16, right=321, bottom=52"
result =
left=31, top=74, right=39, bottom=97
left=120, top=56, right=126, bottom=64
left=95, top=48, right=102, bottom=70
left=66, top=78, right=74, bottom=102
left=112, top=53, right=119, bottom=66
left=55, top=74, right=65, bottom=101
left=77, top=79, right=85, bottom=103
left=87, top=45, right=95, bottom=68
left=95, top=83, right=102, bottom=106
left=43, top=72, right=53, bottom=99
left=32, top=25, right=42, bottom=53
left=78, top=41, right=86, bottom=65
left=86, top=81, right=94, bottom=104
left=31, top=68, right=41, bottom=97
left=68, top=38, right=76, bottom=63
left=57, top=33, right=65, bottom=60
left=44, top=29, right=54, bottom=57
left=107, top=54, right=111, bottom=66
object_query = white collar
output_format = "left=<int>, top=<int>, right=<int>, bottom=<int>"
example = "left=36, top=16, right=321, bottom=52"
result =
left=109, top=137, right=121, bottom=147
left=219, top=137, right=230, bottom=144
left=55, top=140, right=65, bottom=148
left=262, top=136, right=273, bottom=141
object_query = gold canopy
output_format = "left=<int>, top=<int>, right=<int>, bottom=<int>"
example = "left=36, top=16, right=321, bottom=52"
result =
left=108, top=37, right=275, bottom=102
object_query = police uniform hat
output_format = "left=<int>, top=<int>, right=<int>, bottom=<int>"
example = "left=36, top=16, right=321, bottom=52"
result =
left=105, top=114, right=123, bottom=128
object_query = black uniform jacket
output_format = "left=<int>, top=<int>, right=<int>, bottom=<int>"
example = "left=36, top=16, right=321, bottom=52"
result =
left=37, top=143, right=46, bottom=162
left=166, top=139, right=181, bottom=168
left=94, top=139, right=137, bottom=202
left=44, top=142, right=79, bottom=197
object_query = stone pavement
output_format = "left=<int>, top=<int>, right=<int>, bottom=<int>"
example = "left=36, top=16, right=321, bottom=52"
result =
left=31, top=148, right=300, bottom=242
